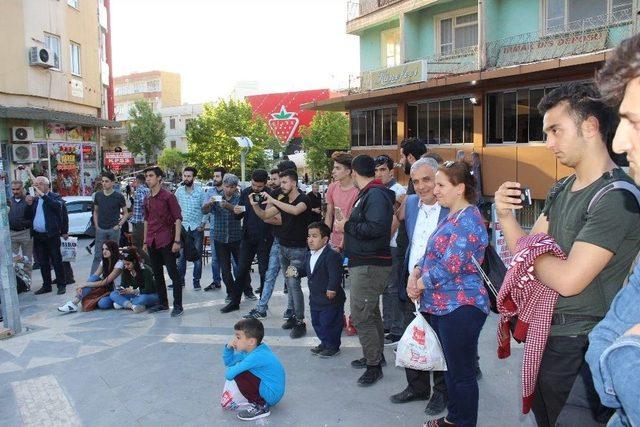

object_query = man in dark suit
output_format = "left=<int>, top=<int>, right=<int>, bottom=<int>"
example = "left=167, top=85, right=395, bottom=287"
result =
left=390, top=157, right=450, bottom=416
left=287, top=222, right=345, bottom=358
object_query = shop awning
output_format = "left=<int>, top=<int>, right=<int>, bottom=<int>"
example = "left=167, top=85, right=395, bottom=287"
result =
left=0, top=106, right=120, bottom=128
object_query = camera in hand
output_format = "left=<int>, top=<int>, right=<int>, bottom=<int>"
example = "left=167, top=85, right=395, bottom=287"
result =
left=251, top=193, right=266, bottom=203
left=519, top=187, right=532, bottom=205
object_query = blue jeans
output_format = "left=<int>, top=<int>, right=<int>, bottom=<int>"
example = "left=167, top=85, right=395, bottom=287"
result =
left=256, top=238, right=282, bottom=313
left=79, top=285, right=113, bottom=309
left=279, top=245, right=307, bottom=320
left=177, top=229, right=204, bottom=286
left=108, top=290, right=160, bottom=308
left=210, top=240, right=239, bottom=284
left=429, top=305, right=487, bottom=427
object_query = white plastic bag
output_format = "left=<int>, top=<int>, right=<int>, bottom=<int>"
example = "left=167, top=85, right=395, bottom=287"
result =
left=395, top=302, right=447, bottom=371
left=220, top=379, right=249, bottom=411
left=61, top=237, right=78, bottom=262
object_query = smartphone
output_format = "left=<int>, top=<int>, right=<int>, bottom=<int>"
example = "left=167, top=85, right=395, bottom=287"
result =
left=211, top=195, right=222, bottom=202
left=237, top=205, right=246, bottom=213
left=28, top=187, right=35, bottom=197
left=519, top=187, right=532, bottom=205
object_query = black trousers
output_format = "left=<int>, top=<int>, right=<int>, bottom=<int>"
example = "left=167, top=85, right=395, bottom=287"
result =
left=214, top=240, right=241, bottom=296
left=402, top=299, right=448, bottom=397
left=33, top=232, right=65, bottom=290
left=230, top=236, right=272, bottom=305
left=148, top=242, right=183, bottom=309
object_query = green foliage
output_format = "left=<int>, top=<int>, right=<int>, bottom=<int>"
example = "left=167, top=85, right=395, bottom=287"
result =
left=186, top=98, right=277, bottom=179
left=300, top=111, right=350, bottom=179
left=157, top=148, right=186, bottom=180
left=125, top=100, right=165, bottom=164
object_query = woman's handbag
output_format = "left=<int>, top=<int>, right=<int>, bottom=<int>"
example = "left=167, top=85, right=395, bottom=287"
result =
left=81, top=287, right=110, bottom=312
left=471, top=244, right=506, bottom=314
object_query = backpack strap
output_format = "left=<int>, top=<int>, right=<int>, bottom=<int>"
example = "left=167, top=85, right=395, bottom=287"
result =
left=542, top=174, right=574, bottom=219
left=586, top=180, right=640, bottom=215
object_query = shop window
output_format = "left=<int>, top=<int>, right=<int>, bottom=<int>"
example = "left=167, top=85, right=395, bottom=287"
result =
left=70, top=42, right=81, bottom=76
left=529, top=89, right=545, bottom=142
left=439, top=100, right=451, bottom=144
left=544, top=0, right=632, bottom=34
left=428, top=102, right=439, bottom=143
left=381, top=27, right=401, bottom=67
left=350, top=107, right=398, bottom=147
left=408, top=97, right=474, bottom=144
left=437, top=10, right=478, bottom=55
left=503, top=92, right=517, bottom=142
left=517, top=89, right=529, bottom=143
left=463, top=99, right=474, bottom=144
left=44, top=33, right=61, bottom=71
left=407, top=104, right=418, bottom=138
left=451, top=99, right=464, bottom=144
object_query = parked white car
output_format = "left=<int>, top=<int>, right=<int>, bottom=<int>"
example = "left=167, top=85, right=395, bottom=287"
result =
left=63, top=196, right=93, bottom=236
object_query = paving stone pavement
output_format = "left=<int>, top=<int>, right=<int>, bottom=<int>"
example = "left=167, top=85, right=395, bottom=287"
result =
left=0, top=237, right=537, bottom=426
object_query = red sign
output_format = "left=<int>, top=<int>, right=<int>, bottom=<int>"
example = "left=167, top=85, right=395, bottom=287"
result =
left=246, top=89, right=334, bottom=145
left=104, top=151, right=134, bottom=167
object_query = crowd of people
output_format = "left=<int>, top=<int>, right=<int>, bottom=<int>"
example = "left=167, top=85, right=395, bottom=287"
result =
left=4, top=34, right=640, bottom=426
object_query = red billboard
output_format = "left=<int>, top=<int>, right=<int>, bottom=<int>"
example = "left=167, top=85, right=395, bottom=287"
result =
left=247, top=89, right=333, bottom=145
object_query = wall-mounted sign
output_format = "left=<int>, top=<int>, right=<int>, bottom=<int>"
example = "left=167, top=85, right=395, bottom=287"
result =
left=362, top=60, right=428, bottom=91
left=105, top=151, right=134, bottom=167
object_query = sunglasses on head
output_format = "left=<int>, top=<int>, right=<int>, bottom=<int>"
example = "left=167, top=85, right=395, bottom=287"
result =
left=443, top=160, right=455, bottom=168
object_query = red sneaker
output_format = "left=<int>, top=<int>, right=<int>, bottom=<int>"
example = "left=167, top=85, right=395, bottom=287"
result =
left=346, top=315, right=358, bottom=336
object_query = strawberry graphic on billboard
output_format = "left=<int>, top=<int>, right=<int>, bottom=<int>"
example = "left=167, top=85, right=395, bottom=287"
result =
left=268, top=106, right=299, bottom=145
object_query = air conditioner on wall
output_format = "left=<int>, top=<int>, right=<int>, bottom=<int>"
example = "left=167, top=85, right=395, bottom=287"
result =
left=28, top=46, right=58, bottom=68
left=12, top=127, right=35, bottom=142
left=12, top=144, right=35, bottom=163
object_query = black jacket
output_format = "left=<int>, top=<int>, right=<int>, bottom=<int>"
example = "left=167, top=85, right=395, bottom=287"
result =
left=31, top=192, right=64, bottom=237
left=300, top=245, right=345, bottom=309
left=343, top=180, right=395, bottom=267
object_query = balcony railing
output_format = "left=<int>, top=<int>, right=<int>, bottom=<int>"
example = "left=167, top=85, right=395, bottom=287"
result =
left=347, top=0, right=403, bottom=22
left=346, top=11, right=635, bottom=94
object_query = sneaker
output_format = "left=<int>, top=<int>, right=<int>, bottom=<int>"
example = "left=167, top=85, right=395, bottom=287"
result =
left=244, top=292, right=257, bottom=301
left=132, top=304, right=146, bottom=314
left=290, top=321, right=306, bottom=339
left=203, top=284, right=216, bottom=291
left=57, top=301, right=78, bottom=313
left=147, top=304, right=169, bottom=313
left=424, top=391, right=447, bottom=416
left=282, top=317, right=297, bottom=330
left=310, top=344, right=325, bottom=355
left=357, top=365, right=383, bottom=386
left=193, top=283, right=201, bottom=291
left=237, top=403, right=270, bottom=421
left=351, top=354, right=386, bottom=369
left=319, top=348, right=341, bottom=358
left=390, top=387, right=429, bottom=404
left=113, top=302, right=123, bottom=310
left=220, top=303, right=240, bottom=313
left=384, top=334, right=401, bottom=347
left=283, top=308, right=294, bottom=319
left=171, top=307, right=184, bottom=317
left=243, top=309, right=267, bottom=319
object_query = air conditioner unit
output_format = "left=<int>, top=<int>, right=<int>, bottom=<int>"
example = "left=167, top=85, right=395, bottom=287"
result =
left=12, top=127, right=35, bottom=142
left=12, top=144, right=35, bottom=163
left=28, top=46, right=58, bottom=68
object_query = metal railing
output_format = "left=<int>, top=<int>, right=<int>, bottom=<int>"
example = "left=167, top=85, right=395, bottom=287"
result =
left=347, top=0, right=403, bottom=21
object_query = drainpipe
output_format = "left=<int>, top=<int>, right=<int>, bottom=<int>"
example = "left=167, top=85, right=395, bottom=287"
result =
left=105, top=0, right=115, bottom=121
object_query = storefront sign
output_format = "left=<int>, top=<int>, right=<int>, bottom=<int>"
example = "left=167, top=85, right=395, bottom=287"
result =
left=105, top=151, right=134, bottom=167
left=71, top=79, right=83, bottom=98
left=496, top=30, right=607, bottom=68
left=363, top=60, right=428, bottom=91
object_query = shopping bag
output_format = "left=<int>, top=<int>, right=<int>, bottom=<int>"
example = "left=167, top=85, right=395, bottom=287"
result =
left=220, top=379, right=249, bottom=410
left=395, top=301, right=447, bottom=371
left=61, top=237, right=78, bottom=262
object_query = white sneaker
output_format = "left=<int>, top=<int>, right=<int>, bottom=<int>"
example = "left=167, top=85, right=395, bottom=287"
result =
left=113, top=302, right=123, bottom=310
left=58, top=301, right=78, bottom=313
left=132, top=304, right=146, bottom=314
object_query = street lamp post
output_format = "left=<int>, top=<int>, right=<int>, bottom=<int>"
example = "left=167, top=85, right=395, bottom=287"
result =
left=233, top=137, right=254, bottom=186
left=0, top=168, right=21, bottom=333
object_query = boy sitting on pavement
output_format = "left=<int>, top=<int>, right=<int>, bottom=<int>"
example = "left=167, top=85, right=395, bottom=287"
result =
left=286, top=222, right=345, bottom=357
left=221, top=318, right=285, bottom=421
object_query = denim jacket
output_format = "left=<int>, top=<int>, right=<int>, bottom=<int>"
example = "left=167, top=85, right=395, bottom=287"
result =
left=586, top=258, right=640, bottom=427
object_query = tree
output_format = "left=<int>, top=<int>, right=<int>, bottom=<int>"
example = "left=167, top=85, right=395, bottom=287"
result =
left=157, top=148, right=186, bottom=182
left=125, top=100, right=165, bottom=164
left=300, top=111, right=350, bottom=179
left=186, top=98, right=277, bottom=179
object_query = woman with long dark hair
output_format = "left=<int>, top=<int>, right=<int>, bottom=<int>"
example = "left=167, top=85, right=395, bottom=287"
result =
left=106, top=247, right=159, bottom=313
left=58, top=240, right=123, bottom=313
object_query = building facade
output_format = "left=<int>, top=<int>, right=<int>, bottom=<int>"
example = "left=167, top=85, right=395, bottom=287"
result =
left=114, top=71, right=181, bottom=121
left=309, top=0, right=639, bottom=203
left=160, top=103, right=203, bottom=152
left=0, top=0, right=116, bottom=196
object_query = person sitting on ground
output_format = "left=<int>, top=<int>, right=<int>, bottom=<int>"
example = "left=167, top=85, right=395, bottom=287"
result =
left=222, top=318, right=285, bottom=421
left=58, top=240, right=122, bottom=313
left=106, top=247, right=160, bottom=313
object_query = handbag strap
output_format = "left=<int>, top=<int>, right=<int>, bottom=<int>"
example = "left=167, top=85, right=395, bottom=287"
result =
left=471, top=254, right=499, bottom=297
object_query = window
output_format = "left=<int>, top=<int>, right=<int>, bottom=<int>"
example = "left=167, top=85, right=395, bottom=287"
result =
left=544, top=0, right=633, bottom=34
left=438, top=10, right=478, bottom=55
left=407, top=97, right=475, bottom=144
left=170, top=140, right=176, bottom=149
left=44, top=33, right=61, bottom=70
left=70, top=42, right=81, bottom=76
left=67, top=0, right=79, bottom=9
left=169, top=118, right=176, bottom=129
left=486, top=86, right=559, bottom=144
left=147, top=79, right=160, bottom=92
left=380, top=27, right=400, bottom=67
left=350, top=106, right=398, bottom=147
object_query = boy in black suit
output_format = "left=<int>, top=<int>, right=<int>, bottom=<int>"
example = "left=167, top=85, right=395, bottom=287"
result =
left=286, top=222, right=345, bottom=357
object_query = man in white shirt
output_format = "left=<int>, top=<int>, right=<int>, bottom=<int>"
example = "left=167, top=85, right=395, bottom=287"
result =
left=374, top=155, right=407, bottom=346
left=389, top=157, right=449, bottom=416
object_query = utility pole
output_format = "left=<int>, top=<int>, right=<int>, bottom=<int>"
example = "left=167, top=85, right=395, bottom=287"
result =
left=0, top=165, right=22, bottom=334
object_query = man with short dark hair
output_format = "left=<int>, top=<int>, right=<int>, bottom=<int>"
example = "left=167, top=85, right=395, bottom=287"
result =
left=494, top=82, right=640, bottom=426
left=334, top=154, right=395, bottom=386
left=221, top=169, right=273, bottom=313
left=203, top=166, right=228, bottom=291
left=268, top=168, right=281, bottom=190
left=91, top=171, right=129, bottom=273
left=142, top=166, right=184, bottom=317
left=176, top=166, right=207, bottom=290
left=251, top=169, right=310, bottom=338
left=9, top=180, right=34, bottom=280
